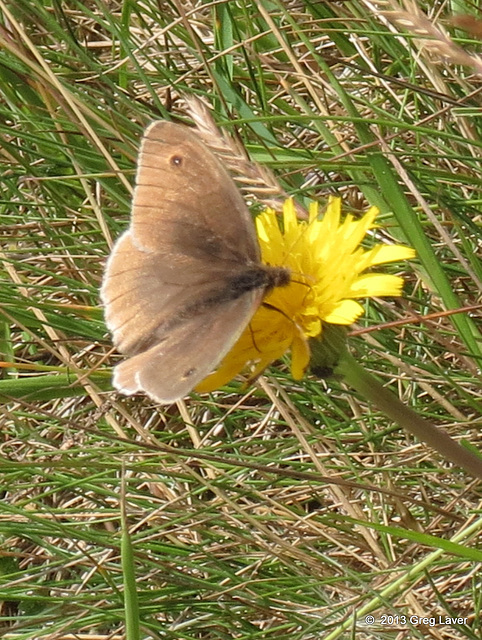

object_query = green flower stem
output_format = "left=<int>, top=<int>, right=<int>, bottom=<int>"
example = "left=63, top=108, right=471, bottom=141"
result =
left=336, top=351, right=482, bottom=480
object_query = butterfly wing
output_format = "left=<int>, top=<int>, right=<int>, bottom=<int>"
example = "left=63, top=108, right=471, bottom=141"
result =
left=102, top=229, right=249, bottom=356
left=113, top=289, right=263, bottom=403
left=129, top=121, right=260, bottom=263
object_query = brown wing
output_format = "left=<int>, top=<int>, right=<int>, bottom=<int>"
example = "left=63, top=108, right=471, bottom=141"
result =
left=113, top=289, right=263, bottom=403
left=129, top=121, right=260, bottom=264
left=101, top=230, right=247, bottom=356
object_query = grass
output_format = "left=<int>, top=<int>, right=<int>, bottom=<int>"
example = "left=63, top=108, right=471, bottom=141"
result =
left=0, top=0, right=481, bottom=638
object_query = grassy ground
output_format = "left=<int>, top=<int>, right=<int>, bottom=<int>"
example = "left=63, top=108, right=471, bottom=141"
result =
left=0, top=1, right=481, bottom=638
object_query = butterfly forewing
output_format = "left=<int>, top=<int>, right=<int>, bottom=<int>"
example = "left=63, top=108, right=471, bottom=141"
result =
left=130, top=121, right=260, bottom=264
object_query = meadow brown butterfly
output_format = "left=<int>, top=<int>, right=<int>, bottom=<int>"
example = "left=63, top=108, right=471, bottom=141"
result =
left=101, top=121, right=291, bottom=403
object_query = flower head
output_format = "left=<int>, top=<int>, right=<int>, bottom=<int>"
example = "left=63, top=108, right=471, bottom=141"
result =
left=197, top=197, right=415, bottom=392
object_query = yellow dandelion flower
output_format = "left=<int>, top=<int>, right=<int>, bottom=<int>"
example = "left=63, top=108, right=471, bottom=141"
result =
left=197, top=197, right=415, bottom=392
